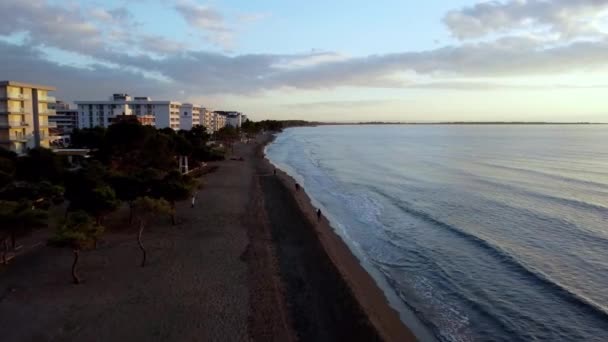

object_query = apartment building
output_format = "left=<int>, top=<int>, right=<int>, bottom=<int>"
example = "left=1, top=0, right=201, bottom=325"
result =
left=0, top=81, right=56, bottom=154
left=49, top=101, right=78, bottom=135
left=75, top=94, right=181, bottom=130
left=215, top=111, right=243, bottom=128
left=180, top=103, right=202, bottom=131
left=213, top=112, right=227, bottom=131
left=201, top=108, right=214, bottom=132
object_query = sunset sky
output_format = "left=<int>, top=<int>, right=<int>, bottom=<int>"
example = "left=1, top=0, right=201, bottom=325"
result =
left=1, top=0, right=607, bottom=122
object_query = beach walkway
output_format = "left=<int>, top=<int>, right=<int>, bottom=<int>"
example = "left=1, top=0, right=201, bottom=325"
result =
left=0, top=144, right=258, bottom=341
left=0, top=136, right=412, bottom=342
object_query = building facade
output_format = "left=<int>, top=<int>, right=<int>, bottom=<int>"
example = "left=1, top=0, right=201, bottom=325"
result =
left=74, top=93, right=242, bottom=133
left=0, top=81, right=56, bottom=154
left=213, top=112, right=227, bottom=131
left=225, top=112, right=243, bottom=128
left=201, top=108, right=214, bottom=132
left=49, top=101, right=78, bottom=135
left=180, top=103, right=201, bottom=131
left=76, top=94, right=182, bottom=130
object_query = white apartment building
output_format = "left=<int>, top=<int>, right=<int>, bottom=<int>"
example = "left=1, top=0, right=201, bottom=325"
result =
left=0, top=81, right=56, bottom=154
left=224, top=112, right=243, bottom=128
left=180, top=103, right=201, bottom=131
left=213, top=112, right=227, bottom=131
left=75, top=94, right=181, bottom=130
left=49, top=101, right=78, bottom=135
left=201, top=108, right=215, bottom=132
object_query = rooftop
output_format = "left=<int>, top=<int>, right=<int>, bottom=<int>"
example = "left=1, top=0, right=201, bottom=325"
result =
left=0, top=80, right=56, bottom=91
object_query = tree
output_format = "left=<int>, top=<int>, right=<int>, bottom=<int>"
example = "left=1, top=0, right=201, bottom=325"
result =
left=101, top=120, right=155, bottom=171
left=86, top=185, right=120, bottom=226
left=49, top=211, right=103, bottom=284
left=65, top=162, right=119, bottom=225
left=0, top=181, right=64, bottom=209
left=213, top=126, right=240, bottom=153
left=139, top=133, right=177, bottom=171
left=132, top=197, right=172, bottom=267
left=151, top=171, right=196, bottom=225
left=0, top=200, right=48, bottom=261
left=15, top=147, right=67, bottom=184
left=241, top=120, right=261, bottom=137
left=70, top=127, right=106, bottom=149
left=108, top=173, right=144, bottom=224
left=0, top=149, right=16, bottom=188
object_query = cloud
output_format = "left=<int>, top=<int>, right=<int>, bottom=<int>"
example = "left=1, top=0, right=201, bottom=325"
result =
left=0, top=41, right=172, bottom=102
left=173, top=0, right=233, bottom=49
left=0, top=0, right=103, bottom=54
left=1, top=0, right=608, bottom=102
left=237, top=12, right=272, bottom=23
left=138, top=34, right=190, bottom=54
left=444, top=0, right=608, bottom=40
left=282, top=100, right=395, bottom=109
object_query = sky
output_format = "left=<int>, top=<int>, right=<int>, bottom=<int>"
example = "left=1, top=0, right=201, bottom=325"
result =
left=1, top=0, right=607, bottom=122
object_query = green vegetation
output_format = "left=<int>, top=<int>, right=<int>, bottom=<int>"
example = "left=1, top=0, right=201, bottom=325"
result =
left=0, top=200, right=48, bottom=263
left=0, top=118, right=308, bottom=281
left=132, top=197, right=173, bottom=267
left=50, top=211, right=104, bottom=283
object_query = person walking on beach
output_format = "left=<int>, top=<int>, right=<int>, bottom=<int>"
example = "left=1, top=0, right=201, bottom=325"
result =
left=191, top=191, right=198, bottom=208
left=295, top=183, right=300, bottom=191
left=317, top=209, right=322, bottom=221
left=273, top=168, right=277, bottom=175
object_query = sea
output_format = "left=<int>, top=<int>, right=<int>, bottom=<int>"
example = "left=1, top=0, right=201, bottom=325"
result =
left=265, top=125, right=608, bottom=342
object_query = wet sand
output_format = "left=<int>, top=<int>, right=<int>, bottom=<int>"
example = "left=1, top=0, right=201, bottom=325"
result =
left=257, top=134, right=417, bottom=342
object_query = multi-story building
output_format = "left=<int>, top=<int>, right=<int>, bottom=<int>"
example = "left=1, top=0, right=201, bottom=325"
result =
left=180, top=103, right=202, bottom=131
left=76, top=94, right=182, bottom=130
left=216, top=111, right=243, bottom=128
left=201, top=108, right=214, bottom=132
left=0, top=81, right=56, bottom=154
left=49, top=101, right=78, bottom=135
left=213, top=112, right=227, bottom=131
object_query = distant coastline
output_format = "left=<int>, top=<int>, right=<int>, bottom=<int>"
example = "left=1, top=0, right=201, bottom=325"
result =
left=313, top=121, right=606, bottom=125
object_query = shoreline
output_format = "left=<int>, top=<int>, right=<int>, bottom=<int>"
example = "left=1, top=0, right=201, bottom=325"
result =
left=259, top=132, right=420, bottom=342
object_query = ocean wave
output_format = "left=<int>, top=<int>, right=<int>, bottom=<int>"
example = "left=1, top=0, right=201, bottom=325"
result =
left=376, top=266, right=476, bottom=342
left=471, top=177, right=608, bottom=244
left=475, top=161, right=608, bottom=192
left=372, top=190, right=608, bottom=323
left=474, top=177, right=608, bottom=216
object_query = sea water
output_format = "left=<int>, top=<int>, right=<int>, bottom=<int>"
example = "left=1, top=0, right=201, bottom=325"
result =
left=265, top=125, right=608, bottom=342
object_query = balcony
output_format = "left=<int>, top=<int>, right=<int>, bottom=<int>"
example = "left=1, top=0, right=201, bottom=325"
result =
left=0, top=121, right=29, bottom=128
left=0, top=107, right=27, bottom=114
left=38, top=109, right=56, bottom=116
left=2, top=93, right=30, bottom=101
left=40, top=122, right=57, bottom=128
left=38, top=96, right=56, bottom=103
left=2, top=133, right=29, bottom=142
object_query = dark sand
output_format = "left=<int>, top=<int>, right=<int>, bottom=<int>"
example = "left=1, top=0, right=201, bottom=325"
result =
left=257, top=134, right=417, bottom=342
left=0, top=134, right=415, bottom=342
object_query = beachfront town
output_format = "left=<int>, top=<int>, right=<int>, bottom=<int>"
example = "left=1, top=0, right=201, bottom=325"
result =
left=1, top=80, right=248, bottom=154
left=0, top=78, right=391, bottom=342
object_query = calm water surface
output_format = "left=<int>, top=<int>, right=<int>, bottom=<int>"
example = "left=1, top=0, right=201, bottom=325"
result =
left=266, top=125, right=608, bottom=342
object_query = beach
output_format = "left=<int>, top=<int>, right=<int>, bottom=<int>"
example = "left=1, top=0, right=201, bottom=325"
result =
left=0, top=134, right=415, bottom=341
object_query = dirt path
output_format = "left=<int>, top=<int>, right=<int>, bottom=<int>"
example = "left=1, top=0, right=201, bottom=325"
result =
left=0, top=143, right=259, bottom=341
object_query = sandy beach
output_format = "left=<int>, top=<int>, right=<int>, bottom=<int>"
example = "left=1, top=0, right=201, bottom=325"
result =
left=0, top=134, right=416, bottom=341
left=258, top=134, right=417, bottom=342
